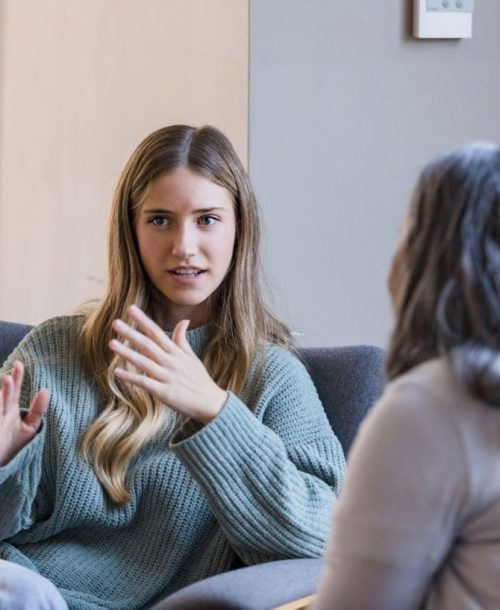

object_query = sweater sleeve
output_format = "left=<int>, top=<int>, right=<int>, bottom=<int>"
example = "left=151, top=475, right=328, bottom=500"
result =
left=169, top=348, right=346, bottom=564
left=0, top=339, right=46, bottom=541
left=314, top=379, right=468, bottom=610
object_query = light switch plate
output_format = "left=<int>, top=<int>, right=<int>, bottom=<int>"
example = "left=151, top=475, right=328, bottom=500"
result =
left=414, top=0, right=474, bottom=38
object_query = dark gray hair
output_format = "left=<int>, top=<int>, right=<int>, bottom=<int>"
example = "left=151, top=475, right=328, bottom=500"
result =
left=386, top=142, right=500, bottom=406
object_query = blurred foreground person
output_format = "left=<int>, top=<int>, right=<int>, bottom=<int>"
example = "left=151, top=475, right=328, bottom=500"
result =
left=316, top=143, right=500, bottom=610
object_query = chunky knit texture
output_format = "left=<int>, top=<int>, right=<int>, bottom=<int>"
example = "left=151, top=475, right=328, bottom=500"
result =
left=0, top=315, right=346, bottom=610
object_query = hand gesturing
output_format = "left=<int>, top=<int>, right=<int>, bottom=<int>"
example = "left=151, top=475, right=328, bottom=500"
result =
left=109, top=305, right=227, bottom=424
left=0, top=361, right=50, bottom=467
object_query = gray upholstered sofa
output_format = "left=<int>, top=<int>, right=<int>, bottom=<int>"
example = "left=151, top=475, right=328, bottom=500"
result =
left=0, top=320, right=385, bottom=610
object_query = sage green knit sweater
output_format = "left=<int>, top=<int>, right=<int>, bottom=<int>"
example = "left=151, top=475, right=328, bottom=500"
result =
left=0, top=315, right=345, bottom=610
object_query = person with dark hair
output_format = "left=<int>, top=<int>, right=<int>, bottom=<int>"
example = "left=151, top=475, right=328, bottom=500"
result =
left=315, top=142, right=500, bottom=610
left=0, top=125, right=345, bottom=609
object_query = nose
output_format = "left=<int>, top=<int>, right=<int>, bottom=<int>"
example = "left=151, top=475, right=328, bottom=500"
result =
left=171, top=223, right=198, bottom=260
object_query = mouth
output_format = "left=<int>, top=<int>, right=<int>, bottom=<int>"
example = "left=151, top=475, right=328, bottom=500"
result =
left=168, top=267, right=207, bottom=278
left=168, top=267, right=207, bottom=283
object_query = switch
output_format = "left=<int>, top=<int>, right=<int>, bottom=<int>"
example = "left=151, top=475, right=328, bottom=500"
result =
left=414, top=0, right=474, bottom=38
left=426, top=0, right=473, bottom=10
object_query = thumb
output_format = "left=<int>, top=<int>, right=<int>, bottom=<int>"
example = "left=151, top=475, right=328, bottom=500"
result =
left=172, top=320, right=191, bottom=352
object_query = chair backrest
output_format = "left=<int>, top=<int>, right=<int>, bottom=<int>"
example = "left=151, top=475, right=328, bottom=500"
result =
left=0, top=321, right=33, bottom=367
left=300, top=346, right=385, bottom=454
left=0, top=321, right=385, bottom=455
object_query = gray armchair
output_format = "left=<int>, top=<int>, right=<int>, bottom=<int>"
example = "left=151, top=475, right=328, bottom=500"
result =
left=0, top=320, right=385, bottom=610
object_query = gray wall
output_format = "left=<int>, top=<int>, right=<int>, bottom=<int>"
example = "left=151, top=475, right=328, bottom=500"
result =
left=249, top=0, right=500, bottom=348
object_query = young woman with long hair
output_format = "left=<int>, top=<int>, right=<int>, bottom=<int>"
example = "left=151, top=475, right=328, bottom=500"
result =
left=315, top=142, right=500, bottom=610
left=0, top=125, right=345, bottom=610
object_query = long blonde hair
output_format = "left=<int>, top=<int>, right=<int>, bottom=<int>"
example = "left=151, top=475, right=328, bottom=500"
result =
left=79, top=125, right=294, bottom=504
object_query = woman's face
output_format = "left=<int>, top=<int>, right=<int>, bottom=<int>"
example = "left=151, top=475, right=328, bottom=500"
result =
left=135, top=167, right=237, bottom=329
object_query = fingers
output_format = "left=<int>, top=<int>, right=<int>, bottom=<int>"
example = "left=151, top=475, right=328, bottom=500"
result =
left=109, top=339, right=167, bottom=382
left=114, top=367, right=165, bottom=399
left=125, top=305, right=174, bottom=352
left=1, top=374, right=12, bottom=416
left=11, top=361, right=24, bottom=407
left=1, top=362, right=48, bottom=431
left=112, top=319, right=168, bottom=364
left=111, top=306, right=194, bottom=376
left=24, top=388, right=50, bottom=429
left=1, top=361, right=24, bottom=415
left=172, top=320, right=192, bottom=352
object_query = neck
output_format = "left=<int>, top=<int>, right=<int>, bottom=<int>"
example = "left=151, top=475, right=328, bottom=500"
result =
left=163, top=311, right=208, bottom=332
left=150, top=298, right=210, bottom=332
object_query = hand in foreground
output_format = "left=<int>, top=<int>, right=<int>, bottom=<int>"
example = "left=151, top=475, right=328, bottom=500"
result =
left=109, top=305, right=227, bottom=424
left=0, top=361, right=50, bottom=467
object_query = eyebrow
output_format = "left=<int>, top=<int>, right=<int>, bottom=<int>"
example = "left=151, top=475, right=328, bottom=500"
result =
left=141, top=207, right=227, bottom=214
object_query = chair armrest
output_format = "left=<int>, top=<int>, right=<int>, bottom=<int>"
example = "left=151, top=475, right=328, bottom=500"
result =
left=153, top=558, right=324, bottom=610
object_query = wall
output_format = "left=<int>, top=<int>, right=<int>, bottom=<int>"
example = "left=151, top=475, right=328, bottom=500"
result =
left=0, top=0, right=248, bottom=324
left=249, top=0, right=500, bottom=347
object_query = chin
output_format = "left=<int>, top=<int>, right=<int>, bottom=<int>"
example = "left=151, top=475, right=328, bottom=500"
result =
left=163, top=291, right=210, bottom=307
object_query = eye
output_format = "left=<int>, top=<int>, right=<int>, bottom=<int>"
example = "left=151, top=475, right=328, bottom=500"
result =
left=198, top=215, right=219, bottom=226
left=148, top=215, right=170, bottom=227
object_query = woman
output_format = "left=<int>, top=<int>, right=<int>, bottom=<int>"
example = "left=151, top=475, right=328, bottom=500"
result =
left=0, top=125, right=345, bottom=610
left=315, top=142, right=500, bottom=609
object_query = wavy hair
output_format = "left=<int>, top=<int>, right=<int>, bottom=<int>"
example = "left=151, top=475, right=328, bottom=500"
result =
left=386, top=143, right=500, bottom=407
left=79, top=125, right=294, bottom=504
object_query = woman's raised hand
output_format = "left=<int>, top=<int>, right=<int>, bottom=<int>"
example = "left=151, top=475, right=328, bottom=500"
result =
left=110, top=305, right=228, bottom=424
left=0, top=361, right=50, bottom=467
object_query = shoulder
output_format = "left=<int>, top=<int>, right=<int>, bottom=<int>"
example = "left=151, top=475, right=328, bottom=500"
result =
left=379, top=357, right=466, bottom=420
left=245, top=345, right=329, bottom=433
left=12, top=314, right=86, bottom=362
left=356, top=358, right=465, bottom=461
left=342, top=358, right=472, bottom=532
left=19, top=314, right=85, bottom=346
left=260, top=345, right=312, bottom=385
left=1, top=315, right=91, bottom=407
left=252, top=344, right=319, bottom=400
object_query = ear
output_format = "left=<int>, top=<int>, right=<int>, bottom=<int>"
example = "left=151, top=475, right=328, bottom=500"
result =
left=172, top=320, right=192, bottom=352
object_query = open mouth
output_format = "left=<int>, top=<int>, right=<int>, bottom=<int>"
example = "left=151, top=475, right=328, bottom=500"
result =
left=169, top=269, right=206, bottom=277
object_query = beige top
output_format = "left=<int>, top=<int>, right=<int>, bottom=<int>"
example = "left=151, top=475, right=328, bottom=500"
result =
left=315, top=358, right=500, bottom=610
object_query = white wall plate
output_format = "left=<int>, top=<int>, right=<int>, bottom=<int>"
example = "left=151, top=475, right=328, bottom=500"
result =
left=413, top=0, right=474, bottom=38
